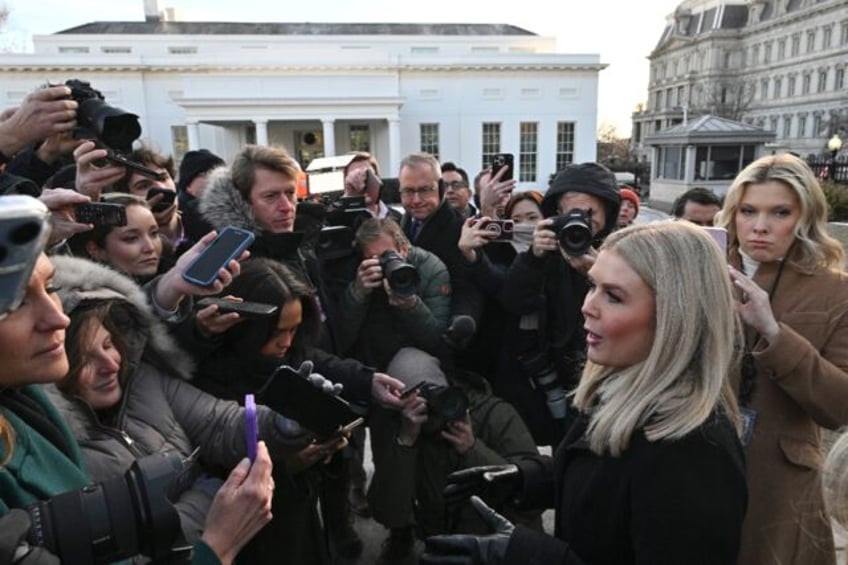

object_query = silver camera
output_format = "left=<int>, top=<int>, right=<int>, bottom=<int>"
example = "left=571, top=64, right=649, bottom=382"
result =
left=0, top=195, right=51, bottom=318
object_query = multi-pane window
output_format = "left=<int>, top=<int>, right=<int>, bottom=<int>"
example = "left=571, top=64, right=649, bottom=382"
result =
left=806, top=30, right=816, bottom=53
left=791, top=35, right=800, bottom=56
left=419, top=123, right=440, bottom=159
left=788, top=76, right=796, bottom=97
left=676, top=85, right=685, bottom=106
left=798, top=115, right=807, bottom=138
left=778, top=39, right=786, bottom=60
left=818, top=70, right=828, bottom=92
left=803, top=73, right=812, bottom=95
left=783, top=117, right=792, bottom=138
left=813, top=114, right=822, bottom=136
left=519, top=122, right=538, bottom=183
left=555, top=122, right=575, bottom=173
left=764, top=42, right=772, bottom=64
left=774, top=78, right=782, bottom=99
left=769, top=117, right=779, bottom=132
left=842, top=22, right=848, bottom=45
left=761, top=79, right=769, bottom=100
left=665, top=89, right=672, bottom=108
left=752, top=45, right=760, bottom=65
left=836, top=68, right=845, bottom=91
left=481, top=123, right=501, bottom=172
left=349, top=125, right=370, bottom=153
left=655, top=90, right=662, bottom=109
left=823, top=26, right=832, bottom=49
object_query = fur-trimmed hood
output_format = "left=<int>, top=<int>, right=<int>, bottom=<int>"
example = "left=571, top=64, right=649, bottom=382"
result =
left=51, top=255, right=195, bottom=380
left=199, top=166, right=265, bottom=235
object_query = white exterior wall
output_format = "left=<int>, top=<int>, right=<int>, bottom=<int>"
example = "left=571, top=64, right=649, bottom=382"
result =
left=1, top=30, right=602, bottom=188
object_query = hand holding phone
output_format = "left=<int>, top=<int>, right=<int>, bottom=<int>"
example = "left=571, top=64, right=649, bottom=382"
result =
left=146, top=188, right=177, bottom=213
left=196, top=297, right=279, bottom=320
left=491, top=153, right=514, bottom=182
left=245, top=394, right=258, bottom=463
left=74, top=202, right=127, bottom=227
left=182, top=226, right=254, bottom=288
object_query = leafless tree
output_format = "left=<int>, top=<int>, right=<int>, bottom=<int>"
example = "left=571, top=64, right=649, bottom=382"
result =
left=699, top=78, right=755, bottom=121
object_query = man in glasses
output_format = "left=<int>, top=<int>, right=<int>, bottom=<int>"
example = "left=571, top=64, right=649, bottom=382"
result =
left=398, top=153, right=483, bottom=349
left=441, top=162, right=477, bottom=219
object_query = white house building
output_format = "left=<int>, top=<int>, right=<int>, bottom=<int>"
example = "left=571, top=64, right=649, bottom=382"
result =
left=0, top=2, right=605, bottom=187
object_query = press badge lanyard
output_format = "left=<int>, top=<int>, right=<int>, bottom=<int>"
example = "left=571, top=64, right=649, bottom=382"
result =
left=737, top=256, right=788, bottom=446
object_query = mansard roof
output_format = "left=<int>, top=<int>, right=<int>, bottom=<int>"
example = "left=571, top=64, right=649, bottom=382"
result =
left=55, top=21, right=536, bottom=36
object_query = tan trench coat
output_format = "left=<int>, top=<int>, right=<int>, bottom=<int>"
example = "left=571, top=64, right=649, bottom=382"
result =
left=731, top=249, right=848, bottom=565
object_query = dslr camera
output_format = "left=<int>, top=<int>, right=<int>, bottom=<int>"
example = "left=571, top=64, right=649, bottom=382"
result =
left=26, top=451, right=192, bottom=564
left=550, top=209, right=594, bottom=256
left=418, top=382, right=470, bottom=428
left=379, top=250, right=420, bottom=298
left=63, top=79, right=141, bottom=154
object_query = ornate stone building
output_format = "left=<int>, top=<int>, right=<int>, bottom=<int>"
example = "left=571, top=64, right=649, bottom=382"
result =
left=632, top=0, right=848, bottom=163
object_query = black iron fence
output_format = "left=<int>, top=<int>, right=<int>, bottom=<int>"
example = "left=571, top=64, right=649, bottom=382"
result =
left=805, top=155, right=848, bottom=184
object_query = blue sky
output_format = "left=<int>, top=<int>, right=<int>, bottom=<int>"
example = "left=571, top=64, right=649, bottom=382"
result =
left=1, top=0, right=682, bottom=137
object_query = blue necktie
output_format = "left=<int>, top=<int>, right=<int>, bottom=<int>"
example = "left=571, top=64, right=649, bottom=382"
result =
left=408, top=219, right=422, bottom=242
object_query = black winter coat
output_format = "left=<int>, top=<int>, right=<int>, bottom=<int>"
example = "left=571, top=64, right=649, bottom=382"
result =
left=507, top=410, right=747, bottom=564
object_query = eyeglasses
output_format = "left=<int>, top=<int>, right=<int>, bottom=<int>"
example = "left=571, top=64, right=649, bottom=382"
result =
left=400, top=185, right=437, bottom=199
left=444, top=181, right=468, bottom=190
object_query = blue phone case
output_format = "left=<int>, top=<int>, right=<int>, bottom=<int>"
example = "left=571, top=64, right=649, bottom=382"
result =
left=182, top=226, right=254, bottom=288
left=245, top=394, right=258, bottom=462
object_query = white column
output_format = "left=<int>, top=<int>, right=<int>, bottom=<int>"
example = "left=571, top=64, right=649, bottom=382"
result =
left=388, top=118, right=401, bottom=176
left=254, top=119, right=269, bottom=146
left=322, top=119, right=336, bottom=156
left=186, top=120, right=200, bottom=150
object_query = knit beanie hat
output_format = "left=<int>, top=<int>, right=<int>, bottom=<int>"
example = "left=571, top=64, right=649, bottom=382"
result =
left=619, top=188, right=640, bottom=215
left=177, top=149, right=225, bottom=193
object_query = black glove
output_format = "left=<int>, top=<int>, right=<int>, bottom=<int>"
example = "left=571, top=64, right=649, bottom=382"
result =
left=420, top=496, right=514, bottom=565
left=443, top=464, right=521, bottom=507
left=0, top=509, right=60, bottom=565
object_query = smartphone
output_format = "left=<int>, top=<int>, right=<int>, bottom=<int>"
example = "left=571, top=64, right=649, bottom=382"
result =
left=400, top=381, right=426, bottom=399
left=364, top=168, right=383, bottom=193
left=103, top=150, right=168, bottom=181
left=475, top=218, right=515, bottom=241
left=0, top=196, right=51, bottom=317
left=703, top=226, right=728, bottom=255
left=146, top=188, right=177, bottom=213
left=259, top=366, right=359, bottom=439
left=74, top=202, right=127, bottom=227
left=491, top=153, right=514, bottom=181
left=245, top=394, right=258, bottom=463
left=195, top=297, right=279, bottom=320
left=182, top=226, right=254, bottom=288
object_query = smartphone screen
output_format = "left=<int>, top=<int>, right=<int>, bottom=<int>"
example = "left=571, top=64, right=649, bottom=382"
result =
left=183, top=227, right=254, bottom=287
left=74, top=203, right=127, bottom=227
left=245, top=394, right=258, bottom=463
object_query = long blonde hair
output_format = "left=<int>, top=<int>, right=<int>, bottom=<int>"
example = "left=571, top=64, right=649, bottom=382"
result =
left=715, top=153, right=845, bottom=273
left=573, top=222, right=742, bottom=456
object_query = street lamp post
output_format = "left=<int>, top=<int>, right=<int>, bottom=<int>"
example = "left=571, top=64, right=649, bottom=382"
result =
left=828, top=134, right=843, bottom=181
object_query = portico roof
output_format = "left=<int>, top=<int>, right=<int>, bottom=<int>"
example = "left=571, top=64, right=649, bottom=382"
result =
left=645, top=114, right=776, bottom=145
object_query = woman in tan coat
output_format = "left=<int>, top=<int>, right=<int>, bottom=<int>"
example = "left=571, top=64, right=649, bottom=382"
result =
left=717, top=153, right=848, bottom=565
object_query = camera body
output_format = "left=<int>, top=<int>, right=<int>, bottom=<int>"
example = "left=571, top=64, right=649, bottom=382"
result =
left=0, top=195, right=51, bottom=319
left=64, top=79, right=141, bottom=154
left=27, top=451, right=189, bottom=564
left=418, top=382, right=470, bottom=427
left=518, top=349, right=567, bottom=420
left=379, top=250, right=420, bottom=298
left=550, top=209, right=594, bottom=256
